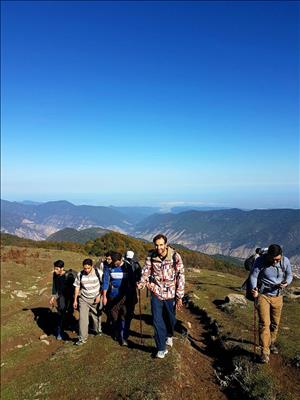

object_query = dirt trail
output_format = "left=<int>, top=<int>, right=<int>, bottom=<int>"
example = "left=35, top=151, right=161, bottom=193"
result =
left=167, top=304, right=228, bottom=400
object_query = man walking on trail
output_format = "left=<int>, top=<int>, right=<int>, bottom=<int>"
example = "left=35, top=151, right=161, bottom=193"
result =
left=50, top=260, right=76, bottom=340
left=137, top=234, right=185, bottom=359
left=250, top=244, right=293, bottom=364
left=102, top=251, right=137, bottom=346
left=73, top=258, right=103, bottom=346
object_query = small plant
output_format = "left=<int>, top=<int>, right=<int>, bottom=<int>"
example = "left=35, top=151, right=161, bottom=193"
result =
left=231, top=356, right=276, bottom=400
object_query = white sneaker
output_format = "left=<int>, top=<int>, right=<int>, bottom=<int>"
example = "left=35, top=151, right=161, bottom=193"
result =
left=166, top=337, right=173, bottom=347
left=156, top=350, right=168, bottom=359
left=75, top=339, right=87, bottom=346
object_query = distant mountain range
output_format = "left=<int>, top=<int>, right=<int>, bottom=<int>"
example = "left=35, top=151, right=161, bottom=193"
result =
left=0, top=200, right=132, bottom=240
left=1, top=199, right=299, bottom=266
left=134, top=208, right=300, bottom=265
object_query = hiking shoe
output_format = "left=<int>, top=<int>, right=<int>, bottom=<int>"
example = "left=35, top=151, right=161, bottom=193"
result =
left=75, top=339, right=87, bottom=346
left=259, top=354, right=270, bottom=364
left=156, top=350, right=168, bottom=359
left=166, top=337, right=173, bottom=347
left=270, top=344, right=279, bottom=354
left=93, top=331, right=102, bottom=337
left=121, top=339, right=128, bottom=347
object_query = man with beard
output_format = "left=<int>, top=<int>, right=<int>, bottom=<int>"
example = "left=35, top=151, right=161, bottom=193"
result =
left=137, top=234, right=185, bottom=358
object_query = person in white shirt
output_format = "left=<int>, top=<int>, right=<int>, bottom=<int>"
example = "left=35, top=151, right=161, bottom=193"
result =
left=73, top=258, right=103, bottom=346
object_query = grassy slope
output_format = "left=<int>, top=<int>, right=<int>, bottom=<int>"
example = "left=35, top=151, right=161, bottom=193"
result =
left=0, top=246, right=178, bottom=400
left=1, top=245, right=299, bottom=400
left=186, top=270, right=300, bottom=400
left=187, top=270, right=300, bottom=359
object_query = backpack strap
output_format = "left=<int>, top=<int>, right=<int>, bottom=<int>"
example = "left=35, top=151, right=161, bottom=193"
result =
left=94, top=267, right=102, bottom=291
left=280, top=256, right=285, bottom=271
left=172, top=251, right=177, bottom=268
left=79, top=271, right=84, bottom=286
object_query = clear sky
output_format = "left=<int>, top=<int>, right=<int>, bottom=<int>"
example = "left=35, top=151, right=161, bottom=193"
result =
left=1, top=1, right=299, bottom=208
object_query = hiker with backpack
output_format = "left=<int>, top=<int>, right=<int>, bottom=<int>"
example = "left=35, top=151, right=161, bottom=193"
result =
left=102, top=251, right=137, bottom=346
left=137, top=234, right=185, bottom=359
left=249, top=244, right=293, bottom=364
left=73, top=258, right=103, bottom=346
left=50, top=259, right=77, bottom=340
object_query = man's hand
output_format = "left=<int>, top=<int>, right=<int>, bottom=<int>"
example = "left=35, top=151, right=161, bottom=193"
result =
left=102, top=294, right=107, bottom=306
left=176, top=298, right=183, bottom=310
left=73, top=299, right=78, bottom=310
left=137, top=282, right=145, bottom=290
left=94, top=295, right=101, bottom=304
left=49, top=296, right=56, bottom=307
left=279, top=281, right=288, bottom=289
left=251, top=288, right=259, bottom=298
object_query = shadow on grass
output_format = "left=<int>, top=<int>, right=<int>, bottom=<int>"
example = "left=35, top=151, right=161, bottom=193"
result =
left=23, top=307, right=77, bottom=339
left=128, top=329, right=152, bottom=339
left=23, top=307, right=56, bottom=336
left=224, top=336, right=255, bottom=346
left=127, top=339, right=156, bottom=355
left=132, top=313, right=153, bottom=326
left=213, top=299, right=227, bottom=307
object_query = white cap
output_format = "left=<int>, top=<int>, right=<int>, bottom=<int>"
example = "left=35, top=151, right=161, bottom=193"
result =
left=126, top=250, right=134, bottom=259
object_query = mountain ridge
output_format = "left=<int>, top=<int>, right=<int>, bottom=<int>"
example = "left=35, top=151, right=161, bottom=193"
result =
left=1, top=199, right=299, bottom=266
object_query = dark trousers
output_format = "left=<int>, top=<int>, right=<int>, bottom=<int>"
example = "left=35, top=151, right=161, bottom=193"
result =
left=151, top=293, right=176, bottom=351
left=56, top=295, right=76, bottom=333
left=108, top=295, right=136, bottom=340
left=56, top=296, right=67, bottom=334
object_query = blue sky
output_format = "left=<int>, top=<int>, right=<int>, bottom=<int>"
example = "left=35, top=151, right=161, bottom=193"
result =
left=1, top=1, right=299, bottom=208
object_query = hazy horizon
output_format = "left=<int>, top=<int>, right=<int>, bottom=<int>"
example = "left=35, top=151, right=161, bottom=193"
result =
left=2, top=190, right=299, bottom=210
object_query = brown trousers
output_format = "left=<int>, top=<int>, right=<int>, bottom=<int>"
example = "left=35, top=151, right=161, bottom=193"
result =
left=256, top=294, right=283, bottom=355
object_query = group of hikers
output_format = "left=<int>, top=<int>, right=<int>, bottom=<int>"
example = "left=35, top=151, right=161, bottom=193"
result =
left=50, top=233, right=292, bottom=363
left=50, top=233, right=184, bottom=359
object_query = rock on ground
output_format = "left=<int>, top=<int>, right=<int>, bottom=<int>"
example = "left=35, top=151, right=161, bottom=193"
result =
left=225, top=294, right=248, bottom=306
left=13, top=290, right=28, bottom=298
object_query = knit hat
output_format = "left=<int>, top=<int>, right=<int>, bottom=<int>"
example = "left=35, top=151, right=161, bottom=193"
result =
left=126, top=250, right=134, bottom=259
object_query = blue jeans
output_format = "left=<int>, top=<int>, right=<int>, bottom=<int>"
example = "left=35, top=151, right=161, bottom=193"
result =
left=151, top=293, right=176, bottom=351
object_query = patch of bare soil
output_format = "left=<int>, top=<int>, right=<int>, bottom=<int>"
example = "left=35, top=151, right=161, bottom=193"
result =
left=169, top=305, right=228, bottom=400
left=270, top=355, right=300, bottom=398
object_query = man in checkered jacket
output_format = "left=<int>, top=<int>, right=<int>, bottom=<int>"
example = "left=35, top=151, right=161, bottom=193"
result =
left=138, top=234, right=185, bottom=359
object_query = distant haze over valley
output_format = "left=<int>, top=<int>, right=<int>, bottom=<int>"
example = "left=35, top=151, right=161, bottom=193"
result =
left=1, top=199, right=299, bottom=267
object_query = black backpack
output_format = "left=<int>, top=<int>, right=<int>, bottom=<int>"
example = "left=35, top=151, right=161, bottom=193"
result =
left=242, top=274, right=259, bottom=302
left=124, top=258, right=142, bottom=282
left=64, top=269, right=77, bottom=297
left=244, top=254, right=256, bottom=271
